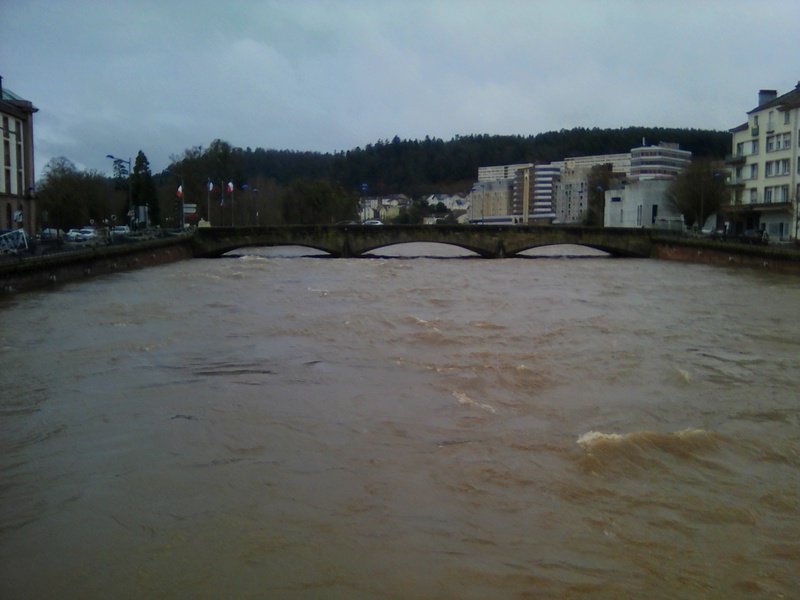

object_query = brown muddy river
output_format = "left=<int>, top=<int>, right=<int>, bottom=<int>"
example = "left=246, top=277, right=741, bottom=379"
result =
left=2, top=245, right=799, bottom=598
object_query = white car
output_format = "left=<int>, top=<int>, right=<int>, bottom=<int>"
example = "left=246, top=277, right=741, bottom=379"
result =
left=363, top=219, right=383, bottom=226
left=78, top=227, right=97, bottom=240
left=112, top=225, right=131, bottom=236
left=65, top=229, right=83, bottom=241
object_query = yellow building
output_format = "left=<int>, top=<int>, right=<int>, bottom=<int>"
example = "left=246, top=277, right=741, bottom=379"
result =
left=726, top=84, right=800, bottom=241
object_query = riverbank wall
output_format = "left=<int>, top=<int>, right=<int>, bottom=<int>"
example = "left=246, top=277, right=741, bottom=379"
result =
left=1, top=237, right=193, bottom=294
left=651, top=237, right=800, bottom=275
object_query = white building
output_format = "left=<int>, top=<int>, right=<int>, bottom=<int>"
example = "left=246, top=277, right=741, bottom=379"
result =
left=630, top=143, right=691, bottom=180
left=726, top=83, right=800, bottom=241
left=530, top=164, right=560, bottom=221
left=1, top=77, right=38, bottom=233
left=603, top=179, right=684, bottom=230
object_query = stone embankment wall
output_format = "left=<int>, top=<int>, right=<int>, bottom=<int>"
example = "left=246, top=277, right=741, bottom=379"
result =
left=1, top=238, right=193, bottom=294
left=652, top=239, right=800, bottom=275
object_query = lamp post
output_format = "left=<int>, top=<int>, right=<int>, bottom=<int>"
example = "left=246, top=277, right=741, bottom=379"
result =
left=250, top=187, right=259, bottom=226
left=106, top=154, right=132, bottom=227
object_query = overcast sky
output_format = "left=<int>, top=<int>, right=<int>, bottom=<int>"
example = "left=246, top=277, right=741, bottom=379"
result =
left=2, top=0, right=799, bottom=180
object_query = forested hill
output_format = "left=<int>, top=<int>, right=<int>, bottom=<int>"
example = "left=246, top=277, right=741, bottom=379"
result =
left=328, top=127, right=730, bottom=195
left=192, top=127, right=732, bottom=198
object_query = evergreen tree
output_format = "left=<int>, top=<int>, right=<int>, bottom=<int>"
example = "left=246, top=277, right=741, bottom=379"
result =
left=132, top=150, right=160, bottom=226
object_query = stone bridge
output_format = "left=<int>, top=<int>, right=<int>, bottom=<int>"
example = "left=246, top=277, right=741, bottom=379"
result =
left=191, top=225, right=655, bottom=258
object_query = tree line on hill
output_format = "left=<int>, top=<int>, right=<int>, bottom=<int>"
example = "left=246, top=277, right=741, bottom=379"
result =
left=37, top=127, right=731, bottom=230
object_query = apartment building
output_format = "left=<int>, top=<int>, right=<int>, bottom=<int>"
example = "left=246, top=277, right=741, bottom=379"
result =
left=0, top=77, right=38, bottom=233
left=471, top=144, right=688, bottom=225
left=552, top=153, right=631, bottom=223
left=471, top=162, right=559, bottom=223
left=477, top=163, right=533, bottom=183
left=466, top=178, right=516, bottom=222
left=630, top=142, right=691, bottom=179
left=726, top=84, right=800, bottom=241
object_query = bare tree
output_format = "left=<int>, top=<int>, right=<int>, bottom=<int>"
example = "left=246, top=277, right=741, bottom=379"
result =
left=666, top=158, right=727, bottom=231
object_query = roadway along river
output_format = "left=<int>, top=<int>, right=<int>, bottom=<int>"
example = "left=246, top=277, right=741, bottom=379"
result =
left=1, top=244, right=799, bottom=598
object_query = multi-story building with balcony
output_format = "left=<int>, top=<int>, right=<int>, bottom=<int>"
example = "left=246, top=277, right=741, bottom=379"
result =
left=1, top=77, right=38, bottom=233
left=726, top=84, right=800, bottom=241
left=630, top=142, right=691, bottom=180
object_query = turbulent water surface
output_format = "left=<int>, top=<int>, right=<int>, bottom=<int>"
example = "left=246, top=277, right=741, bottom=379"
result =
left=2, top=244, right=800, bottom=599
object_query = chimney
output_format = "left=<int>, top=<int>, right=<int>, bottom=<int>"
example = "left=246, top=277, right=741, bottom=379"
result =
left=758, top=89, right=778, bottom=106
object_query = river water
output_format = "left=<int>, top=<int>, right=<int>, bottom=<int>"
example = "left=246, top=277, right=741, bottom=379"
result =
left=1, top=244, right=799, bottom=599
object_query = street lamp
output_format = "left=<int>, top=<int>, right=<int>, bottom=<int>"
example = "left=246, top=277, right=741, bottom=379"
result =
left=106, top=154, right=132, bottom=226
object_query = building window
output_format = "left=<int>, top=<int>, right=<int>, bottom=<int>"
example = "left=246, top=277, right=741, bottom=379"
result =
left=786, top=111, right=791, bottom=125
left=765, top=160, right=788, bottom=176
left=750, top=188, right=758, bottom=203
left=762, top=185, right=789, bottom=203
left=782, top=132, right=791, bottom=148
left=750, top=164, right=758, bottom=179
left=767, top=136, right=775, bottom=152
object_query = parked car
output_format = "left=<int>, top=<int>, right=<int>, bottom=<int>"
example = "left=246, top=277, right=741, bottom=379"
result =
left=112, top=225, right=131, bottom=237
left=78, top=227, right=97, bottom=241
left=738, top=229, right=769, bottom=245
left=39, top=228, right=64, bottom=239
left=363, top=219, right=383, bottom=226
left=65, top=229, right=83, bottom=241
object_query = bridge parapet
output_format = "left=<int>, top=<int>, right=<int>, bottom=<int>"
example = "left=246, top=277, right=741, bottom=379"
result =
left=191, top=225, right=655, bottom=259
